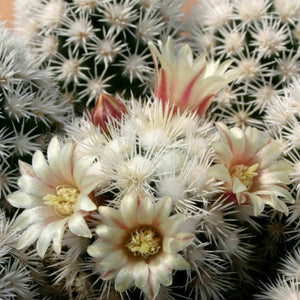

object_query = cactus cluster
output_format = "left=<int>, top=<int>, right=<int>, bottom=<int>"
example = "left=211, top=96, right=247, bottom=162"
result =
left=13, top=0, right=185, bottom=111
left=0, top=23, right=71, bottom=201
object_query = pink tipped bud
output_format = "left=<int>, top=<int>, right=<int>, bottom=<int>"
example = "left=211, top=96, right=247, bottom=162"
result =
left=91, top=93, right=127, bottom=132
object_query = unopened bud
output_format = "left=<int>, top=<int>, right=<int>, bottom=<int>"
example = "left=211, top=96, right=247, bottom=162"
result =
left=91, top=93, right=127, bottom=132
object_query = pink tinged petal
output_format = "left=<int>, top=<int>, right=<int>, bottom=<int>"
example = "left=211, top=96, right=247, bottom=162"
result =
left=36, top=218, right=67, bottom=257
left=137, top=195, right=154, bottom=225
left=87, top=240, right=115, bottom=259
left=207, top=164, right=231, bottom=182
left=142, top=267, right=160, bottom=300
left=259, top=185, right=294, bottom=204
left=75, top=194, right=96, bottom=212
left=248, top=193, right=265, bottom=216
left=99, top=206, right=127, bottom=230
left=99, top=249, right=127, bottom=269
left=179, top=66, right=205, bottom=107
left=228, top=127, right=246, bottom=155
left=160, top=214, right=185, bottom=236
left=19, top=160, right=35, bottom=177
left=68, top=213, right=91, bottom=238
left=7, top=191, right=42, bottom=208
left=79, top=176, right=101, bottom=195
left=13, top=207, right=54, bottom=232
left=270, top=196, right=289, bottom=215
left=47, top=136, right=63, bottom=178
left=232, top=177, right=247, bottom=194
left=133, top=261, right=148, bottom=289
left=153, top=196, right=172, bottom=226
left=101, top=268, right=118, bottom=280
left=18, top=175, right=55, bottom=196
left=60, top=142, right=76, bottom=185
left=260, top=161, right=292, bottom=185
left=212, top=141, right=233, bottom=164
left=162, top=252, right=190, bottom=270
left=195, top=94, right=214, bottom=115
left=120, top=193, right=140, bottom=228
left=155, top=69, right=168, bottom=104
left=216, top=122, right=233, bottom=151
left=95, top=224, right=124, bottom=242
left=32, top=150, right=60, bottom=187
left=149, top=259, right=172, bottom=287
left=115, top=266, right=135, bottom=292
left=255, top=142, right=282, bottom=168
left=245, top=127, right=262, bottom=157
left=73, top=157, right=94, bottom=187
left=163, top=233, right=195, bottom=253
left=15, top=222, right=45, bottom=250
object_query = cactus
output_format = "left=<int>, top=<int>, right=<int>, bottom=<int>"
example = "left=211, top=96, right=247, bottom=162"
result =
left=13, top=0, right=185, bottom=111
left=0, top=23, right=72, bottom=200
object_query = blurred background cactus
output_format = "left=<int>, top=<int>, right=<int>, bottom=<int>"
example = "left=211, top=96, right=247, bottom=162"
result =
left=13, top=0, right=185, bottom=112
left=0, top=23, right=72, bottom=202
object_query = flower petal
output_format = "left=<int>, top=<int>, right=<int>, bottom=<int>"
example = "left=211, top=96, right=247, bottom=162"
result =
left=100, top=249, right=127, bottom=270
left=115, top=265, right=135, bottom=292
left=15, top=222, right=45, bottom=250
left=13, top=207, right=54, bottom=232
left=7, top=191, right=42, bottom=208
left=232, top=177, right=247, bottom=194
left=255, top=142, right=281, bottom=168
left=36, top=218, right=67, bottom=257
left=208, top=164, right=231, bottom=182
left=75, top=194, right=96, bottom=212
left=153, top=196, right=172, bottom=226
left=18, top=175, right=54, bottom=196
left=32, top=150, right=60, bottom=187
left=68, top=213, right=91, bottom=238
left=160, top=214, right=185, bottom=236
left=99, top=206, right=127, bottom=230
left=163, top=233, right=195, bottom=253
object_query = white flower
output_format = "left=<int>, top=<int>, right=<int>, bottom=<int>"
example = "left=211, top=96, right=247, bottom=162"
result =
left=208, top=122, right=294, bottom=216
left=87, top=191, right=194, bottom=299
left=7, top=136, right=100, bottom=257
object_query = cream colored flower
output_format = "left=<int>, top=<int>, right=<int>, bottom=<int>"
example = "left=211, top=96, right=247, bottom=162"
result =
left=148, top=37, right=239, bottom=115
left=87, top=191, right=195, bottom=299
left=7, top=136, right=100, bottom=257
left=208, top=122, right=294, bottom=216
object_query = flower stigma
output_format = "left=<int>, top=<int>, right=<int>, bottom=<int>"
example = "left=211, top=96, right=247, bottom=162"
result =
left=126, top=226, right=161, bottom=259
left=230, top=163, right=259, bottom=189
left=43, top=185, right=80, bottom=216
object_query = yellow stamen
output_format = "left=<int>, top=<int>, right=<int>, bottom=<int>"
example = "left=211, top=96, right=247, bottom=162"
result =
left=126, top=226, right=161, bottom=259
left=230, top=163, right=259, bottom=189
left=43, top=185, right=79, bottom=216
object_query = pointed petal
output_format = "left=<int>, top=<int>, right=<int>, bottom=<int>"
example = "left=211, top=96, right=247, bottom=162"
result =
left=32, top=150, right=60, bottom=187
left=160, top=214, right=184, bottom=236
left=115, top=266, right=135, bottom=292
left=13, top=207, right=54, bottom=232
left=68, top=213, right=91, bottom=238
left=100, top=249, right=127, bottom=269
left=232, top=177, right=247, bottom=193
left=99, top=206, right=127, bottom=230
left=153, top=196, right=172, bottom=226
left=7, top=191, right=42, bottom=208
left=207, top=164, right=231, bottom=182
left=18, top=175, right=55, bottom=196
left=75, top=194, right=96, bottom=212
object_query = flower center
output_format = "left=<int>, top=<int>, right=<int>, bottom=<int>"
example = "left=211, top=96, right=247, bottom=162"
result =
left=230, top=163, right=259, bottom=189
left=43, top=185, right=79, bottom=216
left=126, top=226, right=161, bottom=259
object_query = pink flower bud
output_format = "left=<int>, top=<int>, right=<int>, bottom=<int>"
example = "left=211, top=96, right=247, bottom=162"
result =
left=91, top=93, right=127, bottom=132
